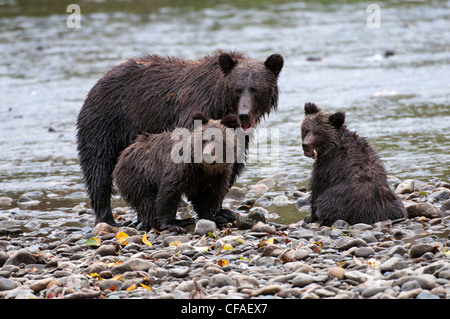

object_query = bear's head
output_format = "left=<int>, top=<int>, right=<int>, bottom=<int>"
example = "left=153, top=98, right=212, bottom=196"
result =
left=192, top=111, right=240, bottom=174
left=218, top=52, right=284, bottom=131
left=300, top=102, right=346, bottom=160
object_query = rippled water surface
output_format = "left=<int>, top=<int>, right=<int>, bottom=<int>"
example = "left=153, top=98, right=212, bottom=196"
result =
left=0, top=0, right=449, bottom=232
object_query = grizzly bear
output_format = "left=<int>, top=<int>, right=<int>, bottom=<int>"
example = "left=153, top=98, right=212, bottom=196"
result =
left=76, top=50, right=283, bottom=226
left=112, top=112, right=240, bottom=232
left=300, top=102, right=407, bottom=226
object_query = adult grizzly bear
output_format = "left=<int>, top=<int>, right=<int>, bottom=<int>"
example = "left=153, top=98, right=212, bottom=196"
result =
left=76, top=50, right=283, bottom=226
left=113, top=112, right=240, bottom=232
left=301, top=102, right=406, bottom=226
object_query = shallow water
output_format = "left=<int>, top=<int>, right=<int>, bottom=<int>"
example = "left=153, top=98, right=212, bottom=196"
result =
left=0, top=0, right=449, bottom=232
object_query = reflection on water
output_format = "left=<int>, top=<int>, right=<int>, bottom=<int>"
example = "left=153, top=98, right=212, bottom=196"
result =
left=0, top=0, right=449, bottom=232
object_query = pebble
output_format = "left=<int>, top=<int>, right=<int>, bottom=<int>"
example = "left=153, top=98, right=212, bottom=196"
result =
left=194, top=219, right=216, bottom=236
left=0, top=177, right=449, bottom=300
left=406, top=203, right=442, bottom=219
left=410, top=244, right=436, bottom=258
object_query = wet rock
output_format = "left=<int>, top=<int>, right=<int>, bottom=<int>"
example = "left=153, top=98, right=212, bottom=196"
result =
left=169, top=267, right=189, bottom=278
left=410, top=244, right=436, bottom=258
left=394, top=275, right=436, bottom=290
left=327, top=267, right=346, bottom=280
left=0, top=278, right=19, bottom=291
left=354, top=247, right=375, bottom=258
left=292, top=273, right=314, bottom=288
left=416, top=291, right=440, bottom=299
left=428, top=188, right=450, bottom=201
left=251, top=221, right=275, bottom=234
left=252, top=285, right=281, bottom=296
left=95, top=244, right=118, bottom=257
left=295, top=193, right=311, bottom=208
left=406, top=203, right=441, bottom=219
left=0, top=197, right=13, bottom=205
left=162, top=235, right=189, bottom=247
left=440, top=199, right=450, bottom=211
left=210, top=274, right=235, bottom=288
left=3, top=287, right=37, bottom=299
left=380, top=256, right=409, bottom=272
left=99, top=279, right=123, bottom=291
left=256, top=178, right=276, bottom=189
left=396, top=179, right=415, bottom=194
left=111, top=259, right=156, bottom=275
left=279, top=249, right=296, bottom=263
left=272, top=195, right=289, bottom=206
left=4, top=250, right=36, bottom=266
left=29, top=277, right=57, bottom=293
left=236, top=209, right=266, bottom=229
left=225, top=187, right=246, bottom=201
left=92, top=222, right=119, bottom=236
left=250, top=184, right=268, bottom=194
left=194, top=219, right=216, bottom=236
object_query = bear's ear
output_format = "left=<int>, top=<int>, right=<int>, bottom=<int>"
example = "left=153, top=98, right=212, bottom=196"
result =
left=329, top=112, right=345, bottom=128
left=220, top=114, right=240, bottom=129
left=193, top=111, right=209, bottom=125
left=304, top=102, right=320, bottom=114
left=218, top=53, right=237, bottom=75
left=264, top=54, right=284, bottom=76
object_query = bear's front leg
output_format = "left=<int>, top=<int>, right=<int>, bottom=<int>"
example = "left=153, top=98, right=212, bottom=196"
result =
left=214, top=208, right=236, bottom=227
left=154, top=184, right=186, bottom=233
left=189, top=186, right=236, bottom=228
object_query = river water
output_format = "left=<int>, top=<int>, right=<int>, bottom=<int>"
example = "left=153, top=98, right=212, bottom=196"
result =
left=0, top=1, right=449, bottom=234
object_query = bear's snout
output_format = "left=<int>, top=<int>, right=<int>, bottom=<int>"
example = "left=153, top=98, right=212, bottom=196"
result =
left=302, top=142, right=317, bottom=160
left=239, top=112, right=253, bottom=131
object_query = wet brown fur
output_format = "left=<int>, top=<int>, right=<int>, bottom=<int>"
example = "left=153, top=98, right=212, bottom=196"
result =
left=301, top=102, right=407, bottom=226
left=76, top=50, right=283, bottom=226
left=112, top=113, right=239, bottom=232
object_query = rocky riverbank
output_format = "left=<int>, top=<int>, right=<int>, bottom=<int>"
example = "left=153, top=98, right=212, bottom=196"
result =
left=0, top=176, right=449, bottom=299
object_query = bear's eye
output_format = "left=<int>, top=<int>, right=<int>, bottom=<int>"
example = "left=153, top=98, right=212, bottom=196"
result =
left=250, top=87, right=258, bottom=94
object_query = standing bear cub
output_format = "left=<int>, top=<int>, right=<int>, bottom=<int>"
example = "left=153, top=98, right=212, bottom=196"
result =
left=301, top=102, right=406, bottom=226
left=113, top=112, right=240, bottom=232
left=77, top=50, right=283, bottom=226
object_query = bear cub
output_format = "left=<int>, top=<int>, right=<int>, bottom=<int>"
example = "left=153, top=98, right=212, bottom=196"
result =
left=301, top=102, right=406, bottom=226
left=113, top=112, right=240, bottom=232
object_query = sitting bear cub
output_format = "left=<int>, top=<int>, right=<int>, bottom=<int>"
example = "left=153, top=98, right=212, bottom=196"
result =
left=113, top=112, right=240, bottom=232
left=301, top=102, right=406, bottom=226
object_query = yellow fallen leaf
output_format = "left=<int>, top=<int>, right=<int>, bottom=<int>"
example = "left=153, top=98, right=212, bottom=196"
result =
left=140, top=283, right=152, bottom=290
left=116, top=231, right=129, bottom=245
left=89, top=273, right=101, bottom=278
left=126, top=283, right=137, bottom=292
left=222, top=243, right=233, bottom=251
left=169, top=241, right=181, bottom=247
left=106, top=261, right=122, bottom=268
left=142, top=232, right=152, bottom=247
left=266, top=238, right=274, bottom=245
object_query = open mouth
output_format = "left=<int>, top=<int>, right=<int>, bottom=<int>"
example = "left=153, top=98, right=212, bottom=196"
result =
left=304, top=149, right=318, bottom=160
left=240, top=122, right=253, bottom=131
